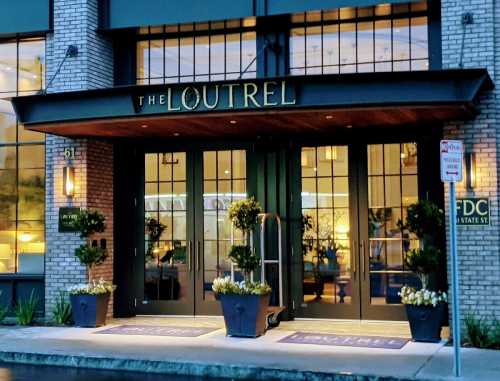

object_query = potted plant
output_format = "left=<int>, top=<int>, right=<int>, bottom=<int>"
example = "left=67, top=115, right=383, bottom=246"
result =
left=68, top=209, right=116, bottom=327
left=398, top=200, right=447, bottom=342
left=212, top=197, right=271, bottom=338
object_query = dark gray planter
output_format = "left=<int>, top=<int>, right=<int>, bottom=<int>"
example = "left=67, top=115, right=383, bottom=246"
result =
left=406, top=304, right=445, bottom=343
left=70, top=293, right=110, bottom=328
left=219, top=293, right=270, bottom=338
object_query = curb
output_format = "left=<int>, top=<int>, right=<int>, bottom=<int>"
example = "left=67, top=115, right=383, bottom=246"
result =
left=0, top=351, right=427, bottom=381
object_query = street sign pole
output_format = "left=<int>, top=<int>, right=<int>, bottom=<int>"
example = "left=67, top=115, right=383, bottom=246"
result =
left=440, top=140, right=463, bottom=378
left=449, top=181, right=461, bottom=378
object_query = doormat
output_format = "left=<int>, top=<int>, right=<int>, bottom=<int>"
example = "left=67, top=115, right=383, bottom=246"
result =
left=279, top=332, right=409, bottom=349
left=95, top=325, right=219, bottom=337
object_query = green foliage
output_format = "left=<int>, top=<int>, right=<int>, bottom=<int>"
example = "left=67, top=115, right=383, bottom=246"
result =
left=73, top=209, right=106, bottom=239
left=212, top=276, right=271, bottom=295
left=145, top=218, right=166, bottom=259
left=72, top=209, right=108, bottom=283
left=228, top=197, right=262, bottom=234
left=0, top=291, right=8, bottom=324
left=464, top=313, right=493, bottom=348
left=0, top=305, right=7, bottom=324
left=75, top=244, right=108, bottom=268
left=489, top=317, right=500, bottom=349
left=228, top=245, right=260, bottom=275
left=52, top=292, right=72, bottom=325
left=14, top=290, right=39, bottom=326
left=405, top=246, right=440, bottom=288
left=398, top=200, right=444, bottom=291
left=398, top=200, right=444, bottom=245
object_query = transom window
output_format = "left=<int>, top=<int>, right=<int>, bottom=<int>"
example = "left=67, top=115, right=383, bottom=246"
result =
left=137, top=18, right=257, bottom=84
left=290, top=1, right=429, bottom=75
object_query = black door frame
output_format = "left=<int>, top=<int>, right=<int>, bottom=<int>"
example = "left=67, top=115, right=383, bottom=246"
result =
left=290, top=126, right=444, bottom=321
left=134, top=141, right=253, bottom=316
left=114, top=127, right=445, bottom=320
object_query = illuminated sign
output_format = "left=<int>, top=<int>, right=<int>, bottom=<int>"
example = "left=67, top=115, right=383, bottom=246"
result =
left=134, top=80, right=296, bottom=114
left=456, top=198, right=489, bottom=226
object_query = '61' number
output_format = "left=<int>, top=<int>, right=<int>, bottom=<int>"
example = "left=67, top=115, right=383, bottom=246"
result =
left=64, top=147, right=75, bottom=160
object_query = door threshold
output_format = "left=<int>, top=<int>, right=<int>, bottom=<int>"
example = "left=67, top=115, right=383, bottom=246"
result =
left=136, top=314, right=223, bottom=319
left=295, top=318, right=408, bottom=325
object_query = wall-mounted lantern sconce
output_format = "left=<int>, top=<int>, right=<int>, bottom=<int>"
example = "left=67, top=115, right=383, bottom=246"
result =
left=465, top=152, right=476, bottom=190
left=63, top=166, right=75, bottom=197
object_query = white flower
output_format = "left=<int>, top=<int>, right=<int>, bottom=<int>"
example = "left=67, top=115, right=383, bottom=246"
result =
left=399, top=286, right=447, bottom=307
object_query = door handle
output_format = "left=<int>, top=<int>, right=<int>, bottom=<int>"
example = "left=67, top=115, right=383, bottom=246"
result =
left=360, top=240, right=366, bottom=281
left=187, top=241, right=192, bottom=271
left=351, top=239, right=357, bottom=278
left=196, top=241, right=201, bottom=272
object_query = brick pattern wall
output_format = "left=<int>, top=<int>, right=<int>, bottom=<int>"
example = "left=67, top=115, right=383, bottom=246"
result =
left=44, top=0, right=114, bottom=318
left=441, top=0, right=500, bottom=326
left=87, top=140, right=115, bottom=313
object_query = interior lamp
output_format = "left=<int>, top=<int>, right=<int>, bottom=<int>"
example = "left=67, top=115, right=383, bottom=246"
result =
left=63, top=166, right=75, bottom=197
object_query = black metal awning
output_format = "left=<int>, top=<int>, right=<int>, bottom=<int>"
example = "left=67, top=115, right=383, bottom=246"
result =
left=11, top=69, right=493, bottom=138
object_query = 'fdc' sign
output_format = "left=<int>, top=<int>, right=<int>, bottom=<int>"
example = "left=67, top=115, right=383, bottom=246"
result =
left=456, top=198, right=490, bottom=226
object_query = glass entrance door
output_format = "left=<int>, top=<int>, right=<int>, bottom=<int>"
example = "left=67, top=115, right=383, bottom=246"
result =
left=359, top=143, right=420, bottom=320
left=296, top=142, right=420, bottom=321
left=141, top=152, right=194, bottom=315
left=138, top=149, right=247, bottom=316
left=297, top=145, right=360, bottom=319
left=194, top=149, right=248, bottom=315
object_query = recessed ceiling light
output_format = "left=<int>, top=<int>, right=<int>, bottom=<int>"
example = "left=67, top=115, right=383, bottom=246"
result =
left=229, top=120, right=237, bottom=124
left=325, top=115, right=333, bottom=120
left=141, top=124, right=148, bottom=129
left=173, top=132, right=180, bottom=137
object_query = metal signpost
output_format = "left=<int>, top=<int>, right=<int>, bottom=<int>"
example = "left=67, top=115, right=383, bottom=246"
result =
left=440, top=140, right=463, bottom=378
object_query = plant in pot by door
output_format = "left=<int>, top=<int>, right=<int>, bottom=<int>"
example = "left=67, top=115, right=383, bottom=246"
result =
left=212, top=197, right=272, bottom=338
left=68, top=209, right=116, bottom=327
left=398, top=200, right=447, bottom=342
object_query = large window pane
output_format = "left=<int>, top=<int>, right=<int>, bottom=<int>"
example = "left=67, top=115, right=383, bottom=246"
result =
left=367, top=143, right=419, bottom=305
left=195, top=36, right=210, bottom=78
left=241, top=32, right=257, bottom=76
left=18, top=146, right=45, bottom=221
left=18, top=39, right=45, bottom=92
left=0, top=100, right=16, bottom=143
left=226, top=33, right=241, bottom=75
left=393, top=19, right=410, bottom=62
left=138, top=21, right=256, bottom=83
left=165, top=38, right=179, bottom=80
left=0, top=42, right=17, bottom=94
left=149, top=40, right=164, bottom=83
left=290, top=3, right=429, bottom=75
left=301, top=146, right=352, bottom=306
left=137, top=40, right=149, bottom=82
left=0, top=38, right=46, bottom=274
left=179, top=37, right=195, bottom=81
left=411, top=16, right=428, bottom=60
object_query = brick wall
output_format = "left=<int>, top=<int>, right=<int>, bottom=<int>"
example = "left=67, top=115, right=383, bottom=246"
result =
left=441, top=0, right=500, bottom=327
left=44, top=0, right=114, bottom=318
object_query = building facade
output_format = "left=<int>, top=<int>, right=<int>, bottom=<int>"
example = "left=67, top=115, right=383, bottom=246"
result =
left=0, top=0, right=498, bottom=329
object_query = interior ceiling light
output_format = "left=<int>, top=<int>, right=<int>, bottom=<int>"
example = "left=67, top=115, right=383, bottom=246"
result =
left=229, top=120, right=237, bottom=124
left=346, top=124, right=353, bottom=129
left=325, top=115, right=333, bottom=120
left=141, top=124, right=148, bottom=129
left=173, top=132, right=180, bottom=137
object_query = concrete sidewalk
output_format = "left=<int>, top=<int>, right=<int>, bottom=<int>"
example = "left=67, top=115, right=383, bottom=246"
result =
left=0, top=320, right=497, bottom=381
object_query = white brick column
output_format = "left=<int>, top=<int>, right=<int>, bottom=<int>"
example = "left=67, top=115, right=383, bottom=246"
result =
left=44, top=0, right=114, bottom=318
